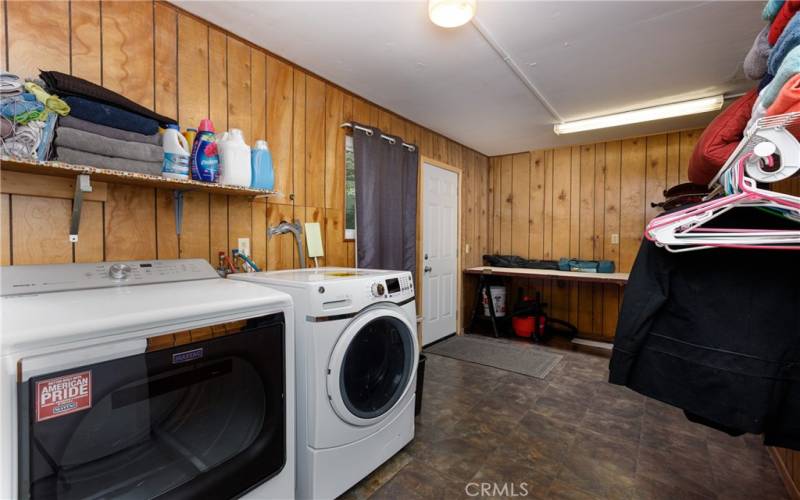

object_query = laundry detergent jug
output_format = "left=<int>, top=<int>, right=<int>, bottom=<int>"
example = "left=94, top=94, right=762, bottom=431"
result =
left=218, top=128, right=252, bottom=187
left=161, top=125, right=190, bottom=180
left=190, top=118, right=220, bottom=183
left=250, top=140, right=274, bottom=190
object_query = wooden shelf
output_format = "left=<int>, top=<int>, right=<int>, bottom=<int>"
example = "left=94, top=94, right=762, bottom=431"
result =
left=0, top=157, right=276, bottom=197
left=1, top=156, right=276, bottom=242
left=464, top=266, right=629, bottom=285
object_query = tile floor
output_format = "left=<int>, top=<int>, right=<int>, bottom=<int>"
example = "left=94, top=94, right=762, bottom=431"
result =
left=341, top=338, right=789, bottom=500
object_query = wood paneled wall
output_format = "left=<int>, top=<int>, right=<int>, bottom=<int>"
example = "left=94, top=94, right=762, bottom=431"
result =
left=0, top=0, right=489, bottom=279
left=486, top=130, right=701, bottom=339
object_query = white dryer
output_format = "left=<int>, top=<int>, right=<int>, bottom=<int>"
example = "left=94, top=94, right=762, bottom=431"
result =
left=230, top=268, right=418, bottom=500
left=0, top=259, right=295, bottom=500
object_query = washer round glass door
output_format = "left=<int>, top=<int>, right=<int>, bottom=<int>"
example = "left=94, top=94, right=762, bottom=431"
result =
left=326, top=305, right=418, bottom=426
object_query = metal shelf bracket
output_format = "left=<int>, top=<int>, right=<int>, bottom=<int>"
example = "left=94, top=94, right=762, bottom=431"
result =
left=173, top=190, right=185, bottom=236
left=69, top=174, right=92, bottom=243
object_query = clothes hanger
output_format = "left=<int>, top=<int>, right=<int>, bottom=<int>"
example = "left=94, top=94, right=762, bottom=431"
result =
left=646, top=152, right=800, bottom=251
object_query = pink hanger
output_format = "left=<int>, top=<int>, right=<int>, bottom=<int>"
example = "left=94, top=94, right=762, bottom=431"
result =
left=645, top=153, right=800, bottom=250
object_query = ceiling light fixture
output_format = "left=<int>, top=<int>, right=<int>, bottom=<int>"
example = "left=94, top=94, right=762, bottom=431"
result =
left=553, top=95, right=724, bottom=135
left=429, top=0, right=476, bottom=28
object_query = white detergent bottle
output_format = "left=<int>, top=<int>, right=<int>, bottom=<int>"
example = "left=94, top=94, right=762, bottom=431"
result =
left=161, top=124, right=191, bottom=180
left=218, top=128, right=252, bottom=187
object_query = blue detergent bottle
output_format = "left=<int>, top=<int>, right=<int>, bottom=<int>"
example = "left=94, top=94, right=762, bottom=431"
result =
left=190, top=118, right=219, bottom=182
left=250, top=140, right=274, bottom=190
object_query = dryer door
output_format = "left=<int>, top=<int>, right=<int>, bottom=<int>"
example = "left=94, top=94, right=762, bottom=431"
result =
left=326, top=305, right=418, bottom=426
left=18, top=313, right=286, bottom=500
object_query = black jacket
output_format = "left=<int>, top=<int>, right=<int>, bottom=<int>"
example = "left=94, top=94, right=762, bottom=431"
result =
left=609, top=231, right=800, bottom=448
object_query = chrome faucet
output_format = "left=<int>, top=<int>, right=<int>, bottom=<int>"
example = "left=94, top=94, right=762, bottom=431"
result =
left=268, top=219, right=306, bottom=268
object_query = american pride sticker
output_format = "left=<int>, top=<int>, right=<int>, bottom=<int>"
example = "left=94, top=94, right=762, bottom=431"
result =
left=36, top=371, right=92, bottom=422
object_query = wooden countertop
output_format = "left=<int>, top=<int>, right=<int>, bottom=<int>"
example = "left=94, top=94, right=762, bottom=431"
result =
left=464, top=266, right=629, bottom=285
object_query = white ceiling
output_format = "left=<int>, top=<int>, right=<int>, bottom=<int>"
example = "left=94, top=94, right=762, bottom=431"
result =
left=176, top=1, right=764, bottom=156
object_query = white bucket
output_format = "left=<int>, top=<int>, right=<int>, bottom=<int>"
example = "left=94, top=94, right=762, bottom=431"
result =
left=482, top=285, right=507, bottom=317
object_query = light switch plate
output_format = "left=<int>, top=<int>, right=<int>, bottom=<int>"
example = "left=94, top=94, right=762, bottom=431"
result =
left=465, top=243, right=471, bottom=254
left=238, top=238, right=251, bottom=257
left=611, top=234, right=620, bottom=245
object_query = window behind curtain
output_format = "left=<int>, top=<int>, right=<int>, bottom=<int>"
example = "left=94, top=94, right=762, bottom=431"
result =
left=345, top=135, right=356, bottom=240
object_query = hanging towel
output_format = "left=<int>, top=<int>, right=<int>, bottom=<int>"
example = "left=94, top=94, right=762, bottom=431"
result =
left=769, top=13, right=800, bottom=74
left=768, top=0, right=800, bottom=45
left=63, top=96, right=159, bottom=136
left=54, top=127, right=163, bottom=163
left=760, top=44, right=800, bottom=107
left=40, top=70, right=177, bottom=126
left=746, top=26, right=772, bottom=80
left=58, top=116, right=161, bottom=145
left=23, top=82, right=70, bottom=116
left=764, top=0, right=785, bottom=21
left=766, top=73, right=800, bottom=114
left=55, top=147, right=162, bottom=175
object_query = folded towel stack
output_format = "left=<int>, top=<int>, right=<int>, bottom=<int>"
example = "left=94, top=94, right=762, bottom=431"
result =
left=0, top=73, right=67, bottom=160
left=41, top=71, right=176, bottom=176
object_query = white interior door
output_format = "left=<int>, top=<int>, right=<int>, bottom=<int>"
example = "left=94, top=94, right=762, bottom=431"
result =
left=422, top=162, right=458, bottom=346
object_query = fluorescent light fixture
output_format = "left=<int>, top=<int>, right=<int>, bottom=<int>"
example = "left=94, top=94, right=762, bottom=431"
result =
left=429, top=0, right=476, bottom=28
left=553, top=95, right=724, bottom=135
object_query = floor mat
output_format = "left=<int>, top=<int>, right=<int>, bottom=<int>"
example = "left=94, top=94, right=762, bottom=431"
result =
left=424, top=335, right=562, bottom=379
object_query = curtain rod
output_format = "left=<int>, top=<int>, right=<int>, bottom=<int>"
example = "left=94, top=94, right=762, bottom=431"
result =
left=340, top=122, right=416, bottom=152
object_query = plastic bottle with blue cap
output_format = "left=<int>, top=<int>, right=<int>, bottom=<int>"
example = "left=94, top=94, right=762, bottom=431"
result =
left=161, top=124, right=190, bottom=180
left=250, top=140, right=275, bottom=190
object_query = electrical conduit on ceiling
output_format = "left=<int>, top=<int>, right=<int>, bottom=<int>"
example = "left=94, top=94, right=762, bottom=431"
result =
left=470, top=15, right=746, bottom=131
left=470, top=16, right=563, bottom=123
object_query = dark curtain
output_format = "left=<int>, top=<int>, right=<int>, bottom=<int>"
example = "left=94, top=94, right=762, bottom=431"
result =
left=353, top=124, right=418, bottom=274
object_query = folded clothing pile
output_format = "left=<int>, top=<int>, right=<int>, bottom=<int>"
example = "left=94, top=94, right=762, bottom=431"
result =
left=41, top=71, right=176, bottom=175
left=0, top=73, right=67, bottom=160
left=688, top=1, right=800, bottom=185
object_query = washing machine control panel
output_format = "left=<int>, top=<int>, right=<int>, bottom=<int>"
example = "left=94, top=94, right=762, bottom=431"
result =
left=1, top=259, right=220, bottom=296
left=365, top=273, right=414, bottom=301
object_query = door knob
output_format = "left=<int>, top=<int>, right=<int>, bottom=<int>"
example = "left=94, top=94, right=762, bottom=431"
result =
left=424, top=265, right=432, bottom=273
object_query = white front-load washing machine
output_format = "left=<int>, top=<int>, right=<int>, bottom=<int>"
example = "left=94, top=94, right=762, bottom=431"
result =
left=1, top=259, right=295, bottom=500
left=230, top=268, right=418, bottom=500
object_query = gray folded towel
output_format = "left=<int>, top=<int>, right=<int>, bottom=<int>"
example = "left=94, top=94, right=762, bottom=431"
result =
left=55, top=126, right=163, bottom=163
left=55, top=147, right=162, bottom=176
left=744, top=25, right=771, bottom=80
left=59, top=115, right=161, bottom=145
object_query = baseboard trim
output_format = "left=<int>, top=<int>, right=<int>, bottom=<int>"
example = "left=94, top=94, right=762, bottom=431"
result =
left=769, top=447, right=800, bottom=500
left=570, top=338, right=613, bottom=351
left=421, top=332, right=456, bottom=349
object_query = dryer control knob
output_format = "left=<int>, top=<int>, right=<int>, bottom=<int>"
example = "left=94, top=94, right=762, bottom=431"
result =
left=371, top=282, right=386, bottom=297
left=109, top=263, right=131, bottom=280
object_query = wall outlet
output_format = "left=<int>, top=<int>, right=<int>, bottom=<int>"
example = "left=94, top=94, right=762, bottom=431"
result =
left=238, top=238, right=251, bottom=257
left=611, top=233, right=620, bottom=245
